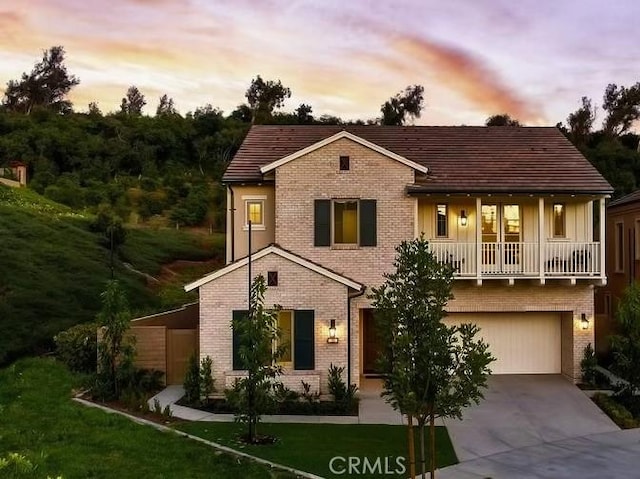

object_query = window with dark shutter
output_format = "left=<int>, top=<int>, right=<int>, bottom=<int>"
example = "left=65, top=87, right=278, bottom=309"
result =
left=232, top=310, right=248, bottom=370
left=339, top=156, right=350, bottom=171
left=314, top=199, right=331, bottom=246
left=267, top=271, right=278, bottom=286
left=359, top=199, right=377, bottom=247
left=293, top=310, right=315, bottom=370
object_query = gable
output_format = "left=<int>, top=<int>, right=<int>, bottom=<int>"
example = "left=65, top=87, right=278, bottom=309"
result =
left=259, top=130, right=428, bottom=175
left=184, top=245, right=363, bottom=292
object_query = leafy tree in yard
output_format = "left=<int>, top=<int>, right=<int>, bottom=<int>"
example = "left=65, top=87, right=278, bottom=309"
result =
left=380, top=85, right=425, bottom=126
left=485, top=113, right=521, bottom=126
left=245, top=75, right=291, bottom=124
left=120, top=86, right=146, bottom=116
left=2, top=45, right=79, bottom=114
left=96, top=280, right=135, bottom=399
left=370, top=236, right=494, bottom=479
left=610, top=282, right=640, bottom=395
left=230, top=274, right=285, bottom=443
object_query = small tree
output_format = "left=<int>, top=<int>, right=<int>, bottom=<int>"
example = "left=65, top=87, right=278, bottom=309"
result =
left=370, top=236, right=494, bottom=479
left=96, top=280, right=135, bottom=399
left=231, top=274, right=284, bottom=443
left=183, top=354, right=200, bottom=404
left=199, top=356, right=215, bottom=402
left=610, top=282, right=640, bottom=395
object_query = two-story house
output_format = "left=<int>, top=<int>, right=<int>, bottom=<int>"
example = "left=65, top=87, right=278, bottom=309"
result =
left=185, top=125, right=612, bottom=394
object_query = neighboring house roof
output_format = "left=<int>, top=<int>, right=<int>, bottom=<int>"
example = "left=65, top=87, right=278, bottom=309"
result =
left=223, top=125, right=613, bottom=195
left=260, top=130, right=428, bottom=175
left=608, top=190, right=640, bottom=209
left=184, top=244, right=364, bottom=292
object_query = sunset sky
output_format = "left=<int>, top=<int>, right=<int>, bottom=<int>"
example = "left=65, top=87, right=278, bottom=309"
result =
left=0, top=1, right=637, bottom=126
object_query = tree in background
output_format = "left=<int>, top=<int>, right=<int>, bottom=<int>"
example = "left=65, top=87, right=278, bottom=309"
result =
left=87, top=101, right=102, bottom=116
left=156, top=94, right=178, bottom=116
left=380, top=85, right=425, bottom=126
left=567, top=97, right=596, bottom=147
left=245, top=75, right=291, bottom=123
left=120, top=86, right=147, bottom=116
left=2, top=46, right=79, bottom=114
left=485, top=113, right=521, bottom=126
left=295, top=103, right=314, bottom=124
left=370, top=236, right=494, bottom=479
left=602, top=83, right=640, bottom=137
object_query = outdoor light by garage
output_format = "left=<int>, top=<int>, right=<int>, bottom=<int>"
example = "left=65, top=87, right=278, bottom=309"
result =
left=580, top=313, right=590, bottom=330
left=459, top=210, right=468, bottom=227
left=327, top=319, right=339, bottom=343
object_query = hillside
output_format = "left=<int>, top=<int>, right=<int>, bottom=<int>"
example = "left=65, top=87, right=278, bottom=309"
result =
left=0, top=185, right=223, bottom=365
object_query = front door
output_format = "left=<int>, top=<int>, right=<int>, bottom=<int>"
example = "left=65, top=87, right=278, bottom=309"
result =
left=481, top=204, right=521, bottom=273
left=362, top=309, right=382, bottom=375
left=166, top=329, right=198, bottom=385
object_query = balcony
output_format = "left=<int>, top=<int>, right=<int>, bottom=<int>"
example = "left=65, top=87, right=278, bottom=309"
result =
left=429, top=241, right=602, bottom=283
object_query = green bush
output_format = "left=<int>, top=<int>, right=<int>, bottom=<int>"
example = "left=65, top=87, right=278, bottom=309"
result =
left=581, top=343, right=598, bottom=385
left=593, top=393, right=637, bottom=428
left=328, top=363, right=358, bottom=407
left=183, top=354, right=200, bottom=404
left=54, top=322, right=97, bottom=373
left=199, top=356, right=215, bottom=401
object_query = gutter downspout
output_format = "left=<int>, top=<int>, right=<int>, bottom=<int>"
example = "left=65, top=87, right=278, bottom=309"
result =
left=228, top=184, right=235, bottom=262
left=347, top=287, right=366, bottom=388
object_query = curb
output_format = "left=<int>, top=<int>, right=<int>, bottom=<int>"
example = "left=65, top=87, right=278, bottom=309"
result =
left=72, top=397, right=325, bottom=479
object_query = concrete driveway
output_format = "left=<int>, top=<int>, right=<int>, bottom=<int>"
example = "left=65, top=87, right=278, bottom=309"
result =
left=438, top=375, right=632, bottom=478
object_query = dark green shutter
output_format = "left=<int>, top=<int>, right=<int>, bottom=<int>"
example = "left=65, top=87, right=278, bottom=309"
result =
left=360, top=199, right=377, bottom=247
left=314, top=200, right=331, bottom=246
left=232, top=310, right=248, bottom=370
left=294, top=310, right=315, bottom=370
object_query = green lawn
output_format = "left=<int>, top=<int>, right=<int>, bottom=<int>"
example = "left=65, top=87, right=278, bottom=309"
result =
left=178, top=421, right=457, bottom=479
left=0, top=358, right=294, bottom=479
left=0, top=185, right=223, bottom=365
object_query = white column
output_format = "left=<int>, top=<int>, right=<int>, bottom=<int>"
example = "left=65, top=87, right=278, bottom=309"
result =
left=476, top=197, right=482, bottom=285
left=600, top=197, right=606, bottom=282
left=539, top=197, right=545, bottom=284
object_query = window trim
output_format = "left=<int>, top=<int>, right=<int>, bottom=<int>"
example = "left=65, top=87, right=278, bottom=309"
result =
left=332, top=199, right=359, bottom=246
left=615, top=221, right=625, bottom=273
left=552, top=203, right=566, bottom=238
left=242, top=195, right=266, bottom=231
left=436, top=204, right=448, bottom=238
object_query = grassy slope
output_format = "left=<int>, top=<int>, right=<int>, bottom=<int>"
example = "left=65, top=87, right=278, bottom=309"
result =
left=178, top=421, right=457, bottom=478
left=0, top=358, right=292, bottom=479
left=0, top=185, right=223, bottom=364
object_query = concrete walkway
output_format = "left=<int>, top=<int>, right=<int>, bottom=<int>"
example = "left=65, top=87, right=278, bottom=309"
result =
left=438, top=429, right=640, bottom=479
left=149, top=379, right=402, bottom=424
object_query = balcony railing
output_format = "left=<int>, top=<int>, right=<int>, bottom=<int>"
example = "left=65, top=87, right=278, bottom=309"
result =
left=429, top=242, right=601, bottom=278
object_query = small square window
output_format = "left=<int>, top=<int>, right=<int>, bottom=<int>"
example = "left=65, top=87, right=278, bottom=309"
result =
left=267, top=271, right=278, bottom=287
left=339, top=156, right=350, bottom=171
left=245, top=200, right=264, bottom=227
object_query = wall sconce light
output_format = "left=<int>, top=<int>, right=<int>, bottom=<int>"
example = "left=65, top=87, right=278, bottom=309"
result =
left=327, top=319, right=339, bottom=343
left=459, top=210, right=468, bottom=227
left=580, top=313, right=590, bottom=330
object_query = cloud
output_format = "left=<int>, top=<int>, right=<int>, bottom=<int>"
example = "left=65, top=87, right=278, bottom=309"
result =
left=389, top=34, right=545, bottom=124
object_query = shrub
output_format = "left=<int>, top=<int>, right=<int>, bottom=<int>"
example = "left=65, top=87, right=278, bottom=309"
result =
left=593, top=393, right=637, bottom=428
left=199, top=356, right=215, bottom=402
left=54, top=322, right=98, bottom=373
left=328, top=363, right=358, bottom=405
left=301, top=380, right=320, bottom=404
left=183, top=354, right=200, bottom=405
left=273, top=383, right=300, bottom=403
left=581, top=343, right=598, bottom=385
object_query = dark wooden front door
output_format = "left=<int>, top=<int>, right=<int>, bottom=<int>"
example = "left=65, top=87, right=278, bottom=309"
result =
left=362, top=309, right=382, bottom=375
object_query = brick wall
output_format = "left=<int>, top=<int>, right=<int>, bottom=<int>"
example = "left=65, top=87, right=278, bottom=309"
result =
left=199, top=252, right=349, bottom=395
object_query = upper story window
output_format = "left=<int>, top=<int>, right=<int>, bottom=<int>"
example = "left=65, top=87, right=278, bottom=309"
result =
left=615, top=221, right=624, bottom=273
left=553, top=203, right=565, bottom=237
left=242, top=195, right=266, bottom=230
left=436, top=204, right=448, bottom=237
left=339, top=156, right=350, bottom=171
left=313, top=199, right=377, bottom=247
left=334, top=200, right=358, bottom=244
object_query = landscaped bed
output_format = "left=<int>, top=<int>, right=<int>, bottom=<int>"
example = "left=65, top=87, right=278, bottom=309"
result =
left=177, top=421, right=458, bottom=479
left=592, top=393, right=640, bottom=429
left=177, top=396, right=359, bottom=416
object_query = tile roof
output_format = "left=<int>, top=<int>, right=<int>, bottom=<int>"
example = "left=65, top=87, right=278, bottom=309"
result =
left=222, top=125, right=613, bottom=195
left=608, top=190, right=640, bottom=208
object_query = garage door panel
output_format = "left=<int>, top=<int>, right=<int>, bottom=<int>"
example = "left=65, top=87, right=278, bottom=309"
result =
left=445, top=313, right=561, bottom=374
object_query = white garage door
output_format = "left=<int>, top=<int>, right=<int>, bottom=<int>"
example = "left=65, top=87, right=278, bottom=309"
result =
left=444, top=313, right=561, bottom=374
